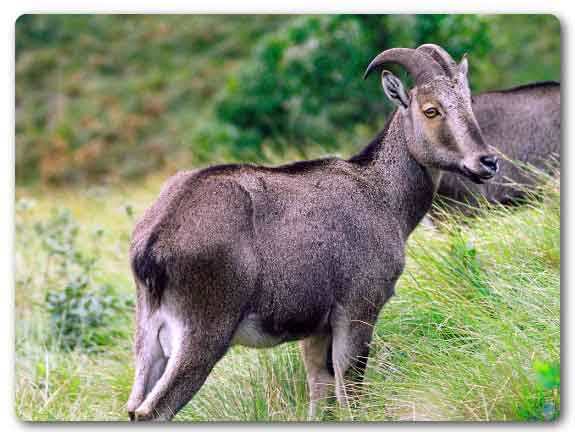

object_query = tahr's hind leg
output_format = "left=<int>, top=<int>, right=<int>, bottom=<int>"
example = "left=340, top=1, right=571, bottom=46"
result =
left=127, top=298, right=167, bottom=420
left=133, top=316, right=236, bottom=421
left=300, top=333, right=334, bottom=419
left=330, top=304, right=375, bottom=417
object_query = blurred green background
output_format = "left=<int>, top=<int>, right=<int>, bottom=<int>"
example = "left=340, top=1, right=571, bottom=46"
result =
left=16, top=14, right=560, bottom=186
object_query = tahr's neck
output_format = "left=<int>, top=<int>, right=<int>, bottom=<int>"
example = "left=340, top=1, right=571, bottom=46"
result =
left=349, top=110, right=439, bottom=238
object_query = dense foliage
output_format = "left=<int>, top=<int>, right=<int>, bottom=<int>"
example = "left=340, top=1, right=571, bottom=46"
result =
left=16, top=15, right=559, bottom=184
left=197, top=15, right=494, bottom=162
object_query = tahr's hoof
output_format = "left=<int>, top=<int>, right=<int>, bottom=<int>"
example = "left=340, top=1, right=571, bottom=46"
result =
left=133, top=408, right=159, bottom=421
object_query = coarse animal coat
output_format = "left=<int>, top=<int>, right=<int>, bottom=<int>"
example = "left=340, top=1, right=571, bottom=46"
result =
left=127, top=44, right=498, bottom=421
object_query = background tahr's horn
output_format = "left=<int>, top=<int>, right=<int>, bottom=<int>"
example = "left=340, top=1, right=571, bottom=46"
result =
left=416, top=44, right=458, bottom=77
left=363, top=47, right=443, bottom=85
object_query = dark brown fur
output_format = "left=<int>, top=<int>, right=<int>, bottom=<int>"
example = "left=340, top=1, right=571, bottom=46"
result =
left=127, top=45, right=497, bottom=421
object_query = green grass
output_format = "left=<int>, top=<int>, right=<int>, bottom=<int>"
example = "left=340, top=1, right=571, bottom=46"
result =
left=14, top=170, right=560, bottom=421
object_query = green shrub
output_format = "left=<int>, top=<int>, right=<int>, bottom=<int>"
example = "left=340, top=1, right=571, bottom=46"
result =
left=198, top=15, right=494, bottom=162
left=32, top=207, right=133, bottom=351
left=45, top=277, right=131, bottom=351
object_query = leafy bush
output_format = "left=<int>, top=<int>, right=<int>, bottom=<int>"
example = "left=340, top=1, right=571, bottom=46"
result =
left=45, top=276, right=131, bottom=352
left=196, top=15, right=496, bottom=162
left=32, top=207, right=133, bottom=351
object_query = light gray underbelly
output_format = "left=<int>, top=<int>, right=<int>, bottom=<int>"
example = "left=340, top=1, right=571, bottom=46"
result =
left=231, top=314, right=283, bottom=348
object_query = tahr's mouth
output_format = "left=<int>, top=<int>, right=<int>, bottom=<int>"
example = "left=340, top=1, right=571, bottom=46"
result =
left=462, top=166, right=496, bottom=185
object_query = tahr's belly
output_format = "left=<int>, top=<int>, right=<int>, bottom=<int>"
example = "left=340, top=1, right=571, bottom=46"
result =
left=231, top=314, right=283, bottom=348
left=231, top=311, right=329, bottom=348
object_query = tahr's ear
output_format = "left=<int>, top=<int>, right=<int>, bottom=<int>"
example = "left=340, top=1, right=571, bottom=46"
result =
left=381, top=70, right=410, bottom=110
left=459, top=53, right=468, bottom=76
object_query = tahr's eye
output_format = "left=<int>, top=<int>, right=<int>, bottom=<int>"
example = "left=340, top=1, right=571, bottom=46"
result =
left=424, top=107, right=440, bottom=118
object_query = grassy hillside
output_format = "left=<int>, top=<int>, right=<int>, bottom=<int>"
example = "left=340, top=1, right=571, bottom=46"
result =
left=14, top=169, right=559, bottom=421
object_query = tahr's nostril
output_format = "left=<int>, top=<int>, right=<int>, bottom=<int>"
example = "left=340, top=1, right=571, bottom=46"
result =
left=480, top=155, right=499, bottom=173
